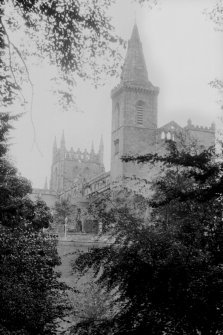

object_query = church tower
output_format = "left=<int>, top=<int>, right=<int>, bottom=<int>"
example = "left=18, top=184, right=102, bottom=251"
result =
left=50, top=132, right=105, bottom=194
left=110, top=24, right=159, bottom=182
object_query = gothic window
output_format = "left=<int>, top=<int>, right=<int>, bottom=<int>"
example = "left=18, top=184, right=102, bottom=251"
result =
left=115, top=103, right=120, bottom=129
left=136, top=101, right=145, bottom=125
left=167, top=132, right=171, bottom=140
left=114, top=139, right=119, bottom=155
left=161, top=131, right=165, bottom=140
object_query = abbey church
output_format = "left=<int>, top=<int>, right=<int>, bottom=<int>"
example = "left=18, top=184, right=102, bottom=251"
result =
left=31, top=24, right=215, bottom=207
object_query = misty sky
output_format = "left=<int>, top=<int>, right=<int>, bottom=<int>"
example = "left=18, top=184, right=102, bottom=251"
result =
left=9, top=0, right=223, bottom=189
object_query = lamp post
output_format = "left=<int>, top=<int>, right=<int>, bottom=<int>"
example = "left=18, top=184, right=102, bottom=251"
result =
left=64, top=216, right=68, bottom=239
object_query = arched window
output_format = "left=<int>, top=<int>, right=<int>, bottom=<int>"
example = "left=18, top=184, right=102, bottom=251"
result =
left=115, top=103, right=120, bottom=129
left=136, top=101, right=145, bottom=125
left=167, top=132, right=171, bottom=140
left=161, top=131, right=165, bottom=140
left=114, top=139, right=119, bottom=155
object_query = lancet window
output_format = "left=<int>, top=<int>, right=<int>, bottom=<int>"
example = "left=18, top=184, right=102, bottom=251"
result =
left=136, top=101, right=145, bottom=125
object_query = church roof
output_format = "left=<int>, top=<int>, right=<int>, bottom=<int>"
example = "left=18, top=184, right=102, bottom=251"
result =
left=121, top=24, right=149, bottom=86
left=159, top=121, right=183, bottom=132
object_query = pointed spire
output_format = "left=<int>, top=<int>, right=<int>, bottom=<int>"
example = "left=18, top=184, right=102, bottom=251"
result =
left=98, top=135, right=104, bottom=166
left=53, top=136, right=57, bottom=148
left=99, top=134, right=104, bottom=150
left=60, top=130, right=66, bottom=149
left=44, top=177, right=48, bottom=190
left=91, top=140, right=95, bottom=153
left=53, top=136, right=57, bottom=152
left=121, top=24, right=149, bottom=86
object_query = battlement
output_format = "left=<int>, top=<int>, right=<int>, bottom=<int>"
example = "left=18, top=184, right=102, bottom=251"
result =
left=54, top=147, right=100, bottom=164
left=185, top=119, right=215, bottom=133
left=84, top=171, right=110, bottom=196
left=64, top=148, right=99, bottom=162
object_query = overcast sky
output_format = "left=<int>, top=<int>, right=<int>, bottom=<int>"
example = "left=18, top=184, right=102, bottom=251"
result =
left=9, top=0, right=223, bottom=189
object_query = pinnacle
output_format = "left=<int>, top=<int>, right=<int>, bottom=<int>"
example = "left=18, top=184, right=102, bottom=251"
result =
left=99, top=134, right=104, bottom=149
left=53, top=136, right=57, bottom=149
left=61, top=130, right=66, bottom=148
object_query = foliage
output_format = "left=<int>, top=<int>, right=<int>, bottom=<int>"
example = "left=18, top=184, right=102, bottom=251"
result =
left=53, top=198, right=76, bottom=225
left=0, top=226, right=67, bottom=335
left=0, top=111, right=69, bottom=334
left=207, top=0, right=223, bottom=31
left=0, top=0, right=125, bottom=109
left=68, top=279, right=114, bottom=335
left=206, top=0, right=223, bottom=107
left=73, top=140, right=223, bottom=335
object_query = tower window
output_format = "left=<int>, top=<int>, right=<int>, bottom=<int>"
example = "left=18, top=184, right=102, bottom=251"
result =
left=136, top=101, right=145, bottom=125
left=114, top=139, right=119, bottom=155
left=115, top=103, right=120, bottom=129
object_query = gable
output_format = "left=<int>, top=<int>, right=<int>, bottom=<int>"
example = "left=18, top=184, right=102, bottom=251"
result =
left=158, top=121, right=183, bottom=132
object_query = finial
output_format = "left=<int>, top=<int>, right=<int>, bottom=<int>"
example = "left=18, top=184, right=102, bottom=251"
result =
left=53, top=136, right=57, bottom=151
left=98, top=135, right=104, bottom=166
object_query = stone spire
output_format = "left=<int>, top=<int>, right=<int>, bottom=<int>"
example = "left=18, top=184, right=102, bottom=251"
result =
left=121, top=24, right=149, bottom=86
left=53, top=136, right=57, bottom=151
left=52, top=136, right=57, bottom=163
left=98, top=135, right=104, bottom=166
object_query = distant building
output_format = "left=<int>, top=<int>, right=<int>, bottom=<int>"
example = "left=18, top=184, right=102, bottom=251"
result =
left=50, top=132, right=104, bottom=194
left=31, top=24, right=215, bottom=208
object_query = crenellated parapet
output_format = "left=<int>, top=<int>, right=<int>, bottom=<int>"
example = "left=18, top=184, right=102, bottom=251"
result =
left=158, top=119, right=215, bottom=151
left=64, top=147, right=100, bottom=163
left=50, top=132, right=105, bottom=194
left=185, top=119, right=215, bottom=133
left=58, top=171, right=111, bottom=205
left=53, top=147, right=101, bottom=164
left=52, top=132, right=103, bottom=166
left=84, top=171, right=110, bottom=196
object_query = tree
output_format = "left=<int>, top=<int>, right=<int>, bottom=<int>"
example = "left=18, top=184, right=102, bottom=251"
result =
left=206, top=0, right=223, bottom=108
left=0, top=0, right=126, bottom=110
left=73, top=140, right=223, bottom=335
left=53, top=198, right=76, bottom=225
left=207, top=0, right=223, bottom=31
left=0, top=111, right=70, bottom=334
left=0, top=0, right=161, bottom=111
